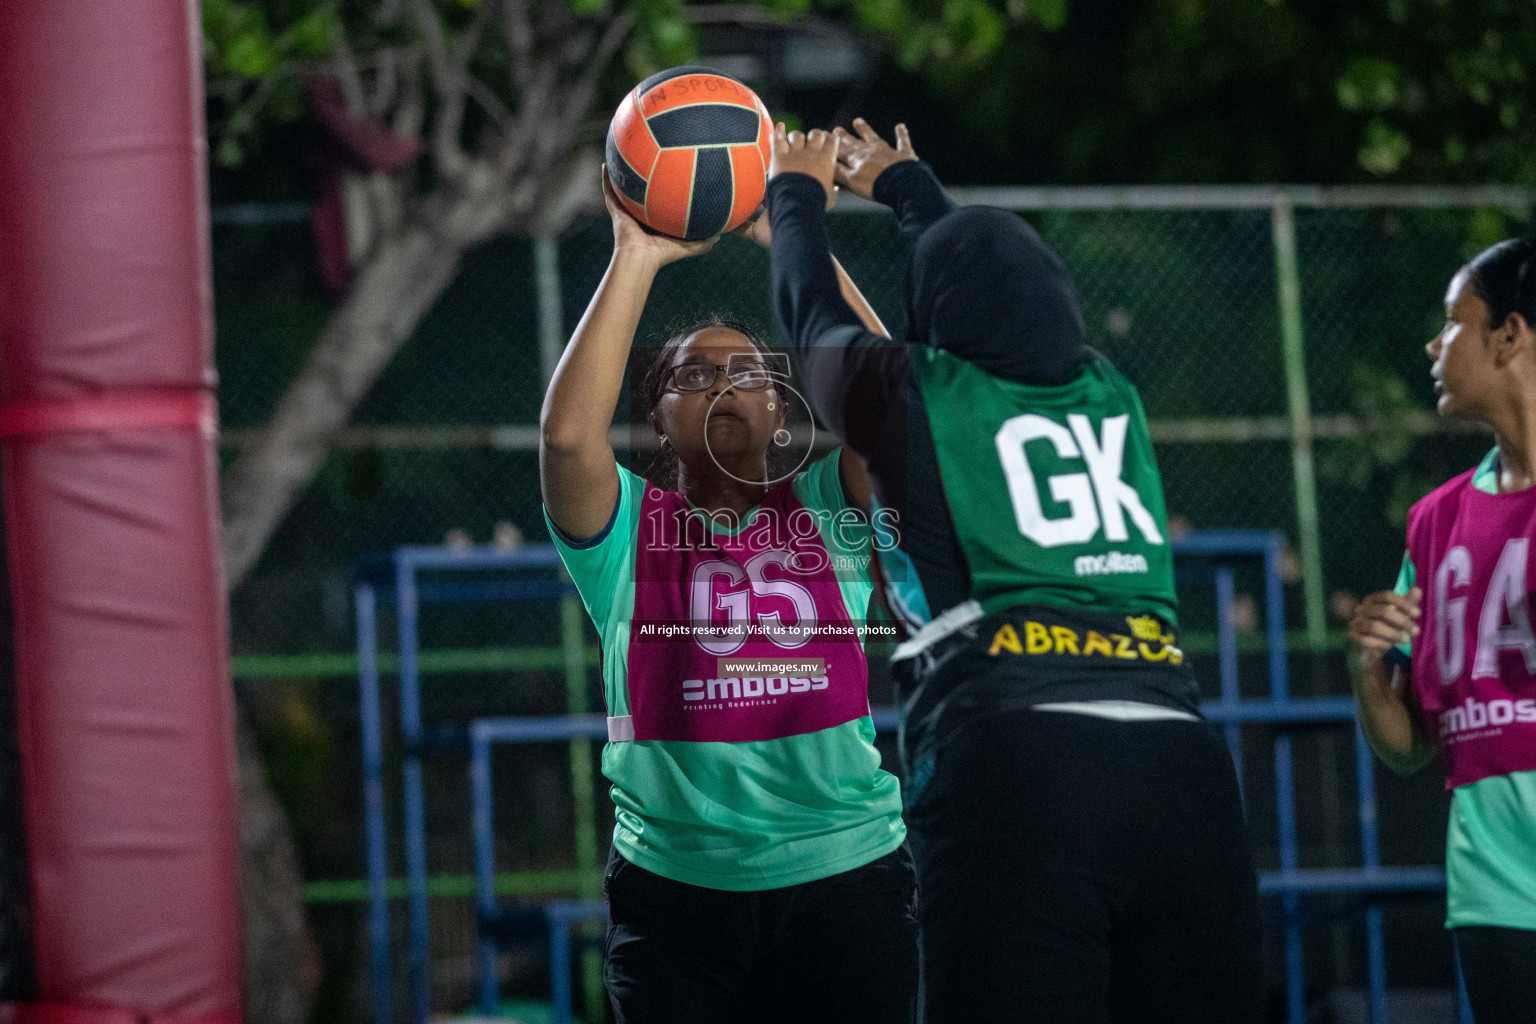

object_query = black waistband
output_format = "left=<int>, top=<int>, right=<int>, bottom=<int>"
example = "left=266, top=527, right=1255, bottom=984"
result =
left=892, top=604, right=1202, bottom=766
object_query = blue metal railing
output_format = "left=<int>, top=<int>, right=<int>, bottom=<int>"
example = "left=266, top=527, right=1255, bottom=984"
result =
left=357, top=544, right=579, bottom=1024
left=464, top=705, right=1458, bottom=1024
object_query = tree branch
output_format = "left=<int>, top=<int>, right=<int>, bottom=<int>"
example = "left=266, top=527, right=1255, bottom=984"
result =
left=527, top=14, right=632, bottom=172
left=561, top=13, right=634, bottom=133
left=412, top=0, right=470, bottom=181
left=530, top=147, right=601, bottom=235
left=466, top=77, right=516, bottom=139
left=456, top=0, right=493, bottom=69
left=493, top=57, right=557, bottom=177
left=392, top=46, right=426, bottom=139
left=222, top=225, right=467, bottom=588
left=366, top=48, right=399, bottom=119
left=501, top=0, right=534, bottom=90
left=221, top=1, right=644, bottom=593
left=331, top=31, right=367, bottom=116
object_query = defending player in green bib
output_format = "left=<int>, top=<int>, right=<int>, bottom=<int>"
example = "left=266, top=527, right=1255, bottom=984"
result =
left=765, top=119, right=1261, bottom=1024
left=916, top=347, right=1176, bottom=623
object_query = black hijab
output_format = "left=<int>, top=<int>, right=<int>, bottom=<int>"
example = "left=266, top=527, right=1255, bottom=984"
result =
left=908, top=207, right=1088, bottom=386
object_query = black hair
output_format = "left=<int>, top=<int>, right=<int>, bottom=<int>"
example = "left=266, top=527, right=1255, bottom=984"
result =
left=636, top=313, right=788, bottom=488
left=1466, top=236, right=1536, bottom=333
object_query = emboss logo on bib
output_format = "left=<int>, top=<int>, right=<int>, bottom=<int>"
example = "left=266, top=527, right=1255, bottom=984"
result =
left=1440, top=696, right=1536, bottom=741
left=681, top=674, right=830, bottom=711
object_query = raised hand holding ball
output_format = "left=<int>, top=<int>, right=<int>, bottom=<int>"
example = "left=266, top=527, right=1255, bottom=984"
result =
left=601, top=166, right=715, bottom=267
left=605, top=66, right=772, bottom=240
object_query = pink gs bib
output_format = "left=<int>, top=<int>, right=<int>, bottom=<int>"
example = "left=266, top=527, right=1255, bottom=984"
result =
left=623, top=478, right=870, bottom=743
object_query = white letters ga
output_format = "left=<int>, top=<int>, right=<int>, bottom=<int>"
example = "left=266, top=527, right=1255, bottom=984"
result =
left=1434, top=539, right=1536, bottom=684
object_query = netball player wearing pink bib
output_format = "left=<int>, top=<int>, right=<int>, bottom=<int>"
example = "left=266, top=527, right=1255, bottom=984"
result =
left=538, top=169, right=915, bottom=1024
left=1349, top=238, right=1536, bottom=1024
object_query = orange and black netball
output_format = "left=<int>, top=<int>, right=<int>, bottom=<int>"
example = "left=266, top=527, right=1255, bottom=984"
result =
left=605, top=66, right=773, bottom=241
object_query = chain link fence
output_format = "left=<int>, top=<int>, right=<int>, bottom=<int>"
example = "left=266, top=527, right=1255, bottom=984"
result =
left=208, top=189, right=1532, bottom=1021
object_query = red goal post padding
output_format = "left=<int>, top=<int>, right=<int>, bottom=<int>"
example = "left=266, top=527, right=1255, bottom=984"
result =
left=0, top=1, right=242, bottom=1021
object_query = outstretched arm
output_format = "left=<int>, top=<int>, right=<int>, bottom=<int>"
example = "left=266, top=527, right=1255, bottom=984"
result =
left=540, top=169, right=714, bottom=539
left=766, top=127, right=904, bottom=456
left=738, top=204, right=889, bottom=338
left=766, top=126, right=867, bottom=354
left=834, top=119, right=954, bottom=242
left=740, top=183, right=885, bottom=512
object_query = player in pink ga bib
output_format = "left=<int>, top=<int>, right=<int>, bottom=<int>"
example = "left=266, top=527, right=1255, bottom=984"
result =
left=1406, top=470, right=1536, bottom=789
left=1349, top=236, right=1536, bottom=1024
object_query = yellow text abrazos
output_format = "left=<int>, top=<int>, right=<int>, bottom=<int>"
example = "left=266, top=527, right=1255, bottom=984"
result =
left=987, top=620, right=1184, bottom=665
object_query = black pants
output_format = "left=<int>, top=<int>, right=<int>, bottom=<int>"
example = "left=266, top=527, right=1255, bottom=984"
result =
left=1455, top=925, right=1536, bottom=1024
left=603, top=844, right=919, bottom=1024
left=905, top=708, right=1262, bottom=1024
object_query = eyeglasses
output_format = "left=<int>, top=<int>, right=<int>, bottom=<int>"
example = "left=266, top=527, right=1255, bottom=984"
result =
left=664, top=359, right=777, bottom=393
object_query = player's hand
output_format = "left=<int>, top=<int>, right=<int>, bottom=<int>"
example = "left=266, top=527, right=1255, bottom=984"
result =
left=733, top=185, right=839, bottom=248
left=832, top=119, right=916, bottom=200
left=1348, top=587, right=1421, bottom=680
left=602, top=165, right=715, bottom=267
left=768, top=124, right=838, bottom=201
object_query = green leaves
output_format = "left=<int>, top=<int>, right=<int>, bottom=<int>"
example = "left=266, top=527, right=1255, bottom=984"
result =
left=943, top=0, right=1006, bottom=59
left=624, top=0, right=698, bottom=78
left=1319, top=363, right=1419, bottom=492
left=203, top=0, right=339, bottom=79
left=203, top=0, right=341, bottom=167
left=204, top=0, right=277, bottom=76
left=1335, top=0, right=1536, bottom=184
left=1358, top=119, right=1410, bottom=176
left=204, top=0, right=1064, bottom=173
left=845, top=0, right=1053, bottom=72
left=226, top=29, right=279, bottom=76
left=1337, top=58, right=1403, bottom=113
left=1022, top=0, right=1066, bottom=31
left=772, top=0, right=813, bottom=17
left=288, top=7, right=342, bottom=54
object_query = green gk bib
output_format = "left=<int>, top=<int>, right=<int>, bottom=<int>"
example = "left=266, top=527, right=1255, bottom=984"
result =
left=913, top=348, right=1178, bottom=624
